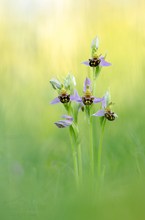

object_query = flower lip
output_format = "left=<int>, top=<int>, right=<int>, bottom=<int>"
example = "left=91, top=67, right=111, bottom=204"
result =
left=58, top=94, right=70, bottom=104
left=104, top=110, right=116, bottom=121
left=89, top=58, right=101, bottom=67
left=50, top=94, right=71, bottom=104
left=82, top=96, right=94, bottom=105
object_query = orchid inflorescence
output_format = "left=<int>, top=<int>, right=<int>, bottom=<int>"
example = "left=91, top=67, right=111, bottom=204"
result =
left=49, top=36, right=118, bottom=186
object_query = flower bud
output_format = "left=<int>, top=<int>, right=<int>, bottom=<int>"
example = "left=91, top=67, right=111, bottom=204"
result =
left=50, top=78, right=62, bottom=90
left=64, top=73, right=76, bottom=92
left=91, top=36, right=99, bottom=50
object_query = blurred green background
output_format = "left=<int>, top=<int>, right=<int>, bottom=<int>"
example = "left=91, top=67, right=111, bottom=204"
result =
left=0, top=0, right=145, bottom=219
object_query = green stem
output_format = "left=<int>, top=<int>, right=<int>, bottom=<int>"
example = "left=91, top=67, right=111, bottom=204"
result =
left=89, top=117, right=94, bottom=178
left=98, top=119, right=106, bottom=177
left=92, top=67, right=96, bottom=95
left=69, top=127, right=79, bottom=188
left=77, top=142, right=83, bottom=183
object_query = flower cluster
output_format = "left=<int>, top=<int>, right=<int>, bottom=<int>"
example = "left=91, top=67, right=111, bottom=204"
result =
left=49, top=36, right=118, bottom=185
left=50, top=37, right=118, bottom=127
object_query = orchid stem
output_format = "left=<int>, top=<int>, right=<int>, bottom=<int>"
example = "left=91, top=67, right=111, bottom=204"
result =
left=78, top=142, right=83, bottom=184
left=98, top=118, right=106, bottom=177
left=69, top=127, right=79, bottom=188
left=89, top=116, right=94, bottom=179
left=92, top=67, right=96, bottom=94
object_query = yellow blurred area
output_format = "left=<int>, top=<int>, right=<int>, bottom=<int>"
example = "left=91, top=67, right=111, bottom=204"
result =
left=0, top=0, right=145, bottom=109
left=1, top=0, right=145, bottom=94
left=0, top=0, right=145, bottom=127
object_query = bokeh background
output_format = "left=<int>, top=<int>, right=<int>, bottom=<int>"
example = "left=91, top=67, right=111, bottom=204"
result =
left=0, top=0, right=145, bottom=219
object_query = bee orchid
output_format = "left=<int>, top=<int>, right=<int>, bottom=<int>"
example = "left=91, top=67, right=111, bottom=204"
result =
left=54, top=115, right=73, bottom=128
left=82, top=36, right=111, bottom=67
left=51, top=87, right=74, bottom=104
left=82, top=55, right=111, bottom=68
left=71, top=78, right=104, bottom=106
left=92, top=91, right=118, bottom=121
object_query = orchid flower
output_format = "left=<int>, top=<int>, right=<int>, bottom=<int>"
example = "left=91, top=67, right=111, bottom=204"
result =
left=71, top=78, right=104, bottom=106
left=82, top=56, right=111, bottom=67
left=50, top=74, right=76, bottom=105
left=92, top=91, right=118, bottom=121
left=54, top=115, right=73, bottom=128
left=82, top=36, right=111, bottom=68
left=50, top=87, right=74, bottom=104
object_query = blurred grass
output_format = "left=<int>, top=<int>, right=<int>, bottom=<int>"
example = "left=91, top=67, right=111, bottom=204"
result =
left=0, top=0, right=145, bottom=219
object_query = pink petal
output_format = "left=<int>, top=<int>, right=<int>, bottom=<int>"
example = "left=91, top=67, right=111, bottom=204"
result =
left=92, top=110, right=105, bottom=117
left=50, top=97, right=60, bottom=104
